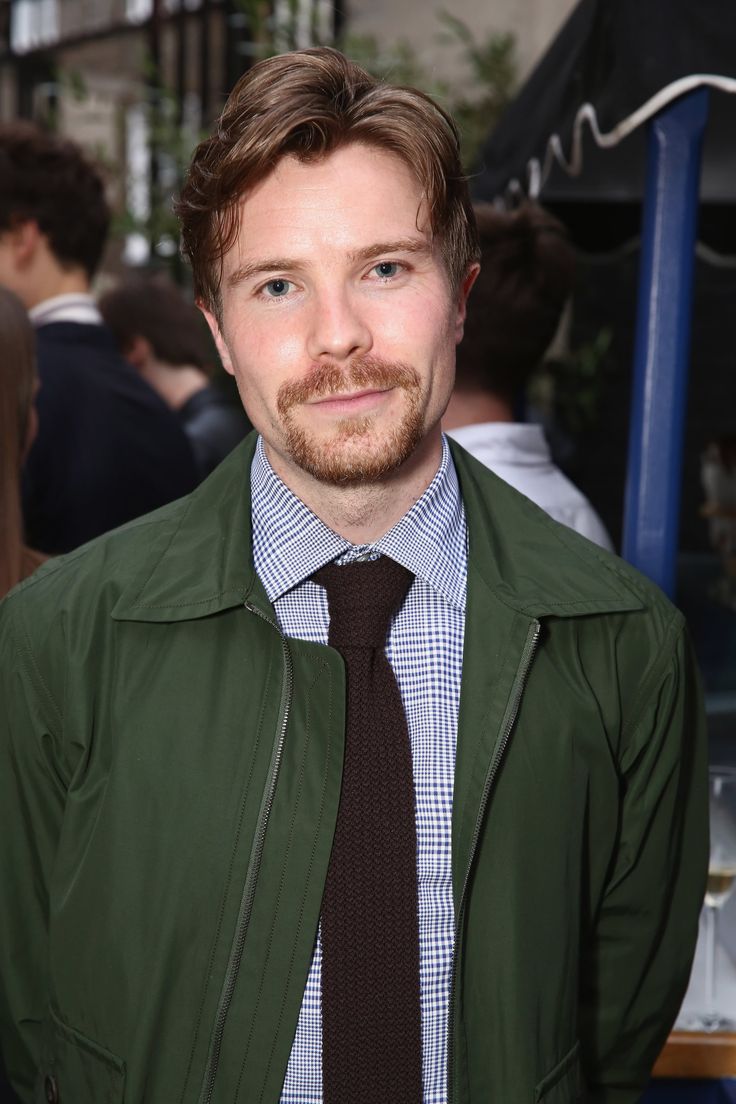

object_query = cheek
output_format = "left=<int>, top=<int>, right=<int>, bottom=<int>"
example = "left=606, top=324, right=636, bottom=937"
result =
left=232, top=308, right=304, bottom=363
left=386, top=286, right=456, bottom=348
left=225, top=321, right=304, bottom=404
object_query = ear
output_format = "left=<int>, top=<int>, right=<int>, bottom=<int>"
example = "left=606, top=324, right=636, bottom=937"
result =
left=454, top=263, right=480, bottom=344
left=199, top=302, right=235, bottom=377
left=124, top=334, right=153, bottom=371
left=6, top=219, right=41, bottom=268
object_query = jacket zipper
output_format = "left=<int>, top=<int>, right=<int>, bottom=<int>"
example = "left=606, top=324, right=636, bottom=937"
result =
left=446, top=618, right=541, bottom=1103
left=197, top=602, right=294, bottom=1104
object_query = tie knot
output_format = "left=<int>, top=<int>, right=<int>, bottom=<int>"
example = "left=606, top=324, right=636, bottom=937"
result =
left=313, top=556, right=414, bottom=649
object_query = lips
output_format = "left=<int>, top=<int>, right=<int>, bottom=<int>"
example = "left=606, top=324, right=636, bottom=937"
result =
left=307, top=388, right=394, bottom=416
left=276, top=356, right=420, bottom=417
left=310, top=388, right=389, bottom=405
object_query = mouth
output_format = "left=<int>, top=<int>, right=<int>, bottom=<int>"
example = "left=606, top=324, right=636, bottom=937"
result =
left=307, top=388, right=393, bottom=415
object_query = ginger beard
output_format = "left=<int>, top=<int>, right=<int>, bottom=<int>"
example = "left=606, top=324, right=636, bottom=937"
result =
left=276, top=355, right=424, bottom=487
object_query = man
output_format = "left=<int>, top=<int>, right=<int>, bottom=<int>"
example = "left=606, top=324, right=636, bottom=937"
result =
left=444, top=201, right=613, bottom=550
left=0, top=49, right=707, bottom=1104
left=0, top=124, right=197, bottom=554
left=99, top=275, right=250, bottom=479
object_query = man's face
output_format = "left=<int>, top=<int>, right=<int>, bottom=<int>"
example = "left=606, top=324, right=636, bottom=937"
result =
left=203, top=142, right=473, bottom=489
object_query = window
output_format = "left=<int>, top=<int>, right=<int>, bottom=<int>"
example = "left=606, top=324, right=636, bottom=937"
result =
left=10, top=0, right=59, bottom=52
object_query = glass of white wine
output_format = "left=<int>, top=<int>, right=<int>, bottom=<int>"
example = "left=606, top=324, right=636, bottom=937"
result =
left=697, top=767, right=736, bottom=1031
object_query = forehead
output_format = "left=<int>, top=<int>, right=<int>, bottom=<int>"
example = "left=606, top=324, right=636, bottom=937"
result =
left=226, top=143, right=432, bottom=268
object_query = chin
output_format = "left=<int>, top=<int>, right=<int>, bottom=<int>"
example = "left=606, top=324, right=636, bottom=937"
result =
left=285, top=412, right=426, bottom=487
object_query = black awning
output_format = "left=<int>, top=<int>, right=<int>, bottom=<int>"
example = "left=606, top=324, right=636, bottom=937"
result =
left=473, top=0, right=736, bottom=206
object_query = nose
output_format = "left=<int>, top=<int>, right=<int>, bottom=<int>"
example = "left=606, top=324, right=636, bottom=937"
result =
left=306, top=285, right=372, bottom=363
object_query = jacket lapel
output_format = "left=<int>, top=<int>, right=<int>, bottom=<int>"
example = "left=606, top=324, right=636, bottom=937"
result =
left=449, top=440, right=645, bottom=902
left=112, top=434, right=264, bottom=624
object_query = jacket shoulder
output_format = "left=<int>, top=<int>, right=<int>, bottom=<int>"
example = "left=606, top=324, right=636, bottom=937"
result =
left=450, top=437, right=681, bottom=636
left=2, top=493, right=192, bottom=626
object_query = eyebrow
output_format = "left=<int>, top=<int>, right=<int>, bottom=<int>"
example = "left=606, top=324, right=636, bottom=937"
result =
left=227, top=237, right=432, bottom=289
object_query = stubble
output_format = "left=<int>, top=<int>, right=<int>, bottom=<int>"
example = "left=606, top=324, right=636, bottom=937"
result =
left=276, top=356, right=425, bottom=486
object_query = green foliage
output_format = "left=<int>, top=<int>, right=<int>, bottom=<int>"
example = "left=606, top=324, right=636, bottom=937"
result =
left=530, top=328, right=614, bottom=435
left=435, top=13, right=517, bottom=168
left=59, top=66, right=88, bottom=103
left=341, top=16, right=517, bottom=169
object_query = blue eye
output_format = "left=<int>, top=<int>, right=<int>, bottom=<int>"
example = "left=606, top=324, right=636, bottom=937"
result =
left=374, top=262, right=400, bottom=279
left=263, top=278, right=291, bottom=297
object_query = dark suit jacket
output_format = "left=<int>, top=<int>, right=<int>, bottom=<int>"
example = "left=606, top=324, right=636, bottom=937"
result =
left=22, top=322, right=198, bottom=555
left=179, top=385, right=251, bottom=480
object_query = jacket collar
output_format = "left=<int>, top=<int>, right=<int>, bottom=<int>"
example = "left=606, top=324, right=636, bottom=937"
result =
left=112, top=434, right=267, bottom=623
left=112, top=433, right=642, bottom=624
left=450, top=439, right=642, bottom=617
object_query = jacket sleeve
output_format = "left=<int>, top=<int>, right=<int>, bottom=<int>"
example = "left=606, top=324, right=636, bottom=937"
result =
left=0, top=592, right=67, bottom=1103
left=579, top=615, right=709, bottom=1103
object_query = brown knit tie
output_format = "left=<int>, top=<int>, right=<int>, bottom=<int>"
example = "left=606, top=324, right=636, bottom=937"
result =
left=313, top=555, right=422, bottom=1104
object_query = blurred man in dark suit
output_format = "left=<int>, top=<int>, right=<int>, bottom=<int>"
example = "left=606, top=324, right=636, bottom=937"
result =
left=0, top=124, right=197, bottom=554
left=100, top=275, right=250, bottom=480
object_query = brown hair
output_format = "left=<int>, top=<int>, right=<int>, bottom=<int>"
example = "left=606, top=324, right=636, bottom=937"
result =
left=0, top=122, right=110, bottom=278
left=99, top=275, right=215, bottom=375
left=456, top=201, right=576, bottom=400
left=0, top=287, right=43, bottom=597
left=176, top=47, right=479, bottom=318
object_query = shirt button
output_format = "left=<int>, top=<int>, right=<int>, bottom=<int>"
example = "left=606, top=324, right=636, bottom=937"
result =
left=44, top=1074, right=59, bottom=1103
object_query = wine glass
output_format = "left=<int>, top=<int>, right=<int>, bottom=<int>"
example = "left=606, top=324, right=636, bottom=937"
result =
left=691, top=767, right=736, bottom=1031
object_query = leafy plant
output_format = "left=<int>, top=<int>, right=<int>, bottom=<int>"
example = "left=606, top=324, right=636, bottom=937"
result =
left=342, top=17, right=517, bottom=169
left=435, top=12, right=517, bottom=168
left=530, top=328, right=614, bottom=435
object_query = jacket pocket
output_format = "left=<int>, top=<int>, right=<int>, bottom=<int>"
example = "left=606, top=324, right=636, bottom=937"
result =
left=36, top=1007, right=125, bottom=1104
left=534, top=1040, right=583, bottom=1103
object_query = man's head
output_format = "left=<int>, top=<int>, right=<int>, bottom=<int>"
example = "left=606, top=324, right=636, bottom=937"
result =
left=176, top=47, right=479, bottom=494
left=455, top=202, right=576, bottom=405
left=0, top=123, right=110, bottom=307
left=99, top=275, right=215, bottom=375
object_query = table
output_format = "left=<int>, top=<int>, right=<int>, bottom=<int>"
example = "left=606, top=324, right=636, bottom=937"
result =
left=644, top=1035, right=736, bottom=1101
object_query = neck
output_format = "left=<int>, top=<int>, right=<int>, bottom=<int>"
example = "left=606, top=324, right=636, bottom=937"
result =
left=442, top=388, right=513, bottom=430
left=27, top=267, right=90, bottom=309
left=264, top=428, right=443, bottom=544
left=140, top=360, right=209, bottom=410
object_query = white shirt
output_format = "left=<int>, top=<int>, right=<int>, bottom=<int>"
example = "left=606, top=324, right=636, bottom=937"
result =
left=250, top=436, right=467, bottom=1104
left=447, top=422, right=614, bottom=551
left=28, top=293, right=102, bottom=328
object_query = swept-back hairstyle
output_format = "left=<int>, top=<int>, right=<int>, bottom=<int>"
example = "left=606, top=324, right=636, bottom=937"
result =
left=456, top=201, right=576, bottom=400
left=0, top=122, right=110, bottom=278
left=176, top=47, right=479, bottom=318
left=0, top=287, right=42, bottom=597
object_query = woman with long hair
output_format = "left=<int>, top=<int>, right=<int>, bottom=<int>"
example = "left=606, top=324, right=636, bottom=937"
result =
left=0, top=287, right=44, bottom=597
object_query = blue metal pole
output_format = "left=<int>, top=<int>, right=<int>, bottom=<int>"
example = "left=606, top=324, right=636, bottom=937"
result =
left=622, top=87, right=710, bottom=597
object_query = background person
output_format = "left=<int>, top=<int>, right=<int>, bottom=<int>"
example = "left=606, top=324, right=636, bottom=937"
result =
left=444, top=200, right=613, bottom=550
left=0, top=123, right=198, bottom=554
left=99, top=275, right=250, bottom=479
left=0, top=287, right=44, bottom=597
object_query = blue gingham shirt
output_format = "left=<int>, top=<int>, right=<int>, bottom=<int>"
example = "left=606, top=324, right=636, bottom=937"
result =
left=251, top=436, right=467, bottom=1104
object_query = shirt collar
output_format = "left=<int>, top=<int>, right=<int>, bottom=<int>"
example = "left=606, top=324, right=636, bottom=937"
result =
left=447, top=422, right=551, bottom=465
left=251, top=435, right=467, bottom=611
left=29, top=293, right=103, bottom=327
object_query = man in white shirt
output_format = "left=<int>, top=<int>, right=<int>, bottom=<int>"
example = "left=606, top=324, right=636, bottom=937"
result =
left=444, top=201, right=613, bottom=551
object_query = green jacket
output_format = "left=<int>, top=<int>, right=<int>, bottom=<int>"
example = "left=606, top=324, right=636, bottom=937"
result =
left=0, top=436, right=707, bottom=1104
